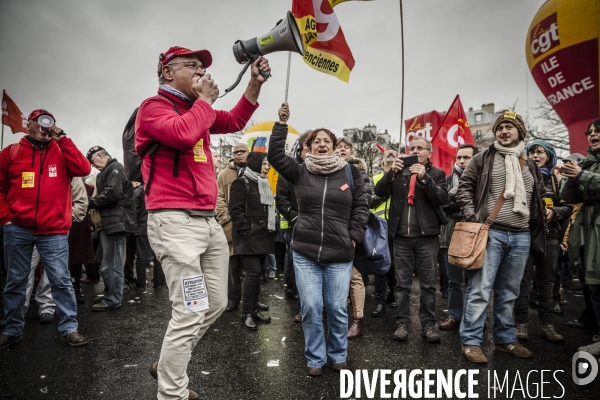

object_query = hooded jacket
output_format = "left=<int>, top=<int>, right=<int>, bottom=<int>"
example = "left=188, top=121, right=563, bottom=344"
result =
left=0, top=136, right=91, bottom=234
left=135, top=90, right=258, bottom=211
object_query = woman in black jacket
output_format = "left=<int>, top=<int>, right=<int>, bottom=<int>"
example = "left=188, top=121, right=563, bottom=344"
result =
left=228, top=152, right=275, bottom=330
left=268, top=104, right=370, bottom=376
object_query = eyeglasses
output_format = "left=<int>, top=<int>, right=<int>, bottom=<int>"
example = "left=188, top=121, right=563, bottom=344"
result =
left=530, top=150, right=547, bottom=155
left=233, top=150, right=248, bottom=155
left=166, top=61, right=206, bottom=72
left=585, top=128, right=600, bottom=136
left=409, top=146, right=430, bottom=152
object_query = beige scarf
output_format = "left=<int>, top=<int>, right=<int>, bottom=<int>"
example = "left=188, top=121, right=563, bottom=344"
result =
left=304, top=152, right=347, bottom=175
left=493, top=141, right=529, bottom=217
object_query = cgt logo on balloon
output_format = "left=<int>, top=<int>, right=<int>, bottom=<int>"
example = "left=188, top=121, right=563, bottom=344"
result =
left=530, top=13, right=560, bottom=58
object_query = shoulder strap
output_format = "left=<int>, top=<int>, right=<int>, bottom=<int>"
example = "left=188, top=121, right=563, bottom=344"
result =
left=344, top=164, right=354, bottom=192
left=144, top=95, right=183, bottom=195
left=486, top=156, right=527, bottom=225
left=8, top=144, right=20, bottom=163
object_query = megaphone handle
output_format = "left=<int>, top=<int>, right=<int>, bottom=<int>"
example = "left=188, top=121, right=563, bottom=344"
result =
left=258, top=68, right=271, bottom=80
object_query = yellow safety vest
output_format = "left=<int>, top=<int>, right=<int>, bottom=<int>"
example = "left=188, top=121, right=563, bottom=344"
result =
left=370, top=172, right=391, bottom=220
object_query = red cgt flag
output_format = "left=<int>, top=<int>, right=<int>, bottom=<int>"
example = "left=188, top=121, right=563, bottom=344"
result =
left=2, top=91, right=28, bottom=134
left=431, top=95, right=475, bottom=175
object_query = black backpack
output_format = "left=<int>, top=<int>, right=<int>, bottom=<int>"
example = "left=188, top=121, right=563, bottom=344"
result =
left=121, top=95, right=182, bottom=194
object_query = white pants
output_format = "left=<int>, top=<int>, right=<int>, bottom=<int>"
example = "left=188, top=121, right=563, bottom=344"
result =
left=148, top=212, right=228, bottom=400
left=24, top=246, right=56, bottom=316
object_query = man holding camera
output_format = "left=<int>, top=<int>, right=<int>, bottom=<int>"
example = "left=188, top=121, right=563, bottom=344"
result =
left=136, top=46, right=269, bottom=400
left=0, top=109, right=91, bottom=349
left=374, top=137, right=448, bottom=344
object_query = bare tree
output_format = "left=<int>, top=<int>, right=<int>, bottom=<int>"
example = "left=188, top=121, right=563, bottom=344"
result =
left=526, top=100, right=570, bottom=158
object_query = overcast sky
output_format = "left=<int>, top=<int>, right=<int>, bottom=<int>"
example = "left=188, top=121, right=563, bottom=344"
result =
left=0, top=0, right=546, bottom=159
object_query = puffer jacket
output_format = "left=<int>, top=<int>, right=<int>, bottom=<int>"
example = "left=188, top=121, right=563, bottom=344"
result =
left=540, top=174, right=572, bottom=240
left=89, top=158, right=136, bottom=235
left=456, top=145, right=547, bottom=255
left=268, top=122, right=369, bottom=263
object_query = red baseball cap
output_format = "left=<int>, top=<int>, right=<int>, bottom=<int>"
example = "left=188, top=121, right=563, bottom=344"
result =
left=28, top=109, right=55, bottom=122
left=157, top=46, right=212, bottom=76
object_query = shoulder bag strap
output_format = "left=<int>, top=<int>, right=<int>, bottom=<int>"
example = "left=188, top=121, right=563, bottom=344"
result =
left=485, top=156, right=527, bottom=225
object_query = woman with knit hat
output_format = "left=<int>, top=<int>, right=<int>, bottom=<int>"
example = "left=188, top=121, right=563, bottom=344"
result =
left=512, top=140, right=572, bottom=343
left=228, top=151, right=275, bottom=330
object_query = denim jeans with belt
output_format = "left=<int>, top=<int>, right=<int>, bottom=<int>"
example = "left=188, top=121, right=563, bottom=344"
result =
left=460, top=229, right=531, bottom=346
left=293, top=251, right=353, bottom=368
left=2, top=223, right=78, bottom=337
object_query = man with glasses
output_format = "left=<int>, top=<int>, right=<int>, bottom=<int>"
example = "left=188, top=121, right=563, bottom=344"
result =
left=135, top=46, right=269, bottom=400
left=374, top=137, right=448, bottom=344
left=439, top=144, right=479, bottom=331
left=0, top=109, right=90, bottom=349
left=216, top=143, right=249, bottom=312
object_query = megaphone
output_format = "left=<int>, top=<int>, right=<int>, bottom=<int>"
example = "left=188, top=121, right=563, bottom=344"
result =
left=233, top=11, right=304, bottom=64
left=220, top=11, right=305, bottom=97
left=38, top=115, right=55, bottom=129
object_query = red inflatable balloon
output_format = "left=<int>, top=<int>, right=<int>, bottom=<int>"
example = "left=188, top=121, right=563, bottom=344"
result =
left=526, top=0, right=600, bottom=154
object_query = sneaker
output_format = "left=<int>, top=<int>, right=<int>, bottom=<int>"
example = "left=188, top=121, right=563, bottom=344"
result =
left=421, top=327, right=441, bottom=343
left=515, top=322, right=529, bottom=341
left=61, top=332, right=88, bottom=347
left=0, top=334, right=23, bottom=350
left=92, top=295, right=104, bottom=304
left=39, top=312, right=55, bottom=324
left=539, top=325, right=564, bottom=343
left=578, top=335, right=600, bottom=356
left=439, top=318, right=460, bottom=331
left=462, top=345, right=488, bottom=364
left=393, top=324, right=408, bottom=341
left=92, top=302, right=122, bottom=312
left=268, top=272, right=276, bottom=279
left=495, top=342, right=532, bottom=358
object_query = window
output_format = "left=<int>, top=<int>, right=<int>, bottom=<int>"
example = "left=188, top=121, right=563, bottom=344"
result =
left=475, top=130, right=481, bottom=139
left=475, top=113, right=483, bottom=124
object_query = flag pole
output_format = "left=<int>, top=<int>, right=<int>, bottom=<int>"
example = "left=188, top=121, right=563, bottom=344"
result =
left=398, top=0, right=405, bottom=153
left=1, top=89, right=4, bottom=149
left=284, top=52, right=292, bottom=103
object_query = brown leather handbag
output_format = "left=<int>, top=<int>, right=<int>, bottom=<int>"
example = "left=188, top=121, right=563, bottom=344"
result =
left=447, top=192, right=504, bottom=270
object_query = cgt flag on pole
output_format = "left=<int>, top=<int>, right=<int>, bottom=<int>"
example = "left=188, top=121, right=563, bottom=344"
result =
left=292, top=0, right=356, bottom=82
left=430, top=95, right=475, bottom=175
left=2, top=90, right=28, bottom=134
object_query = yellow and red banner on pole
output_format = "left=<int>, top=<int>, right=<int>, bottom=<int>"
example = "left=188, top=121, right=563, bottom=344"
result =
left=1, top=91, right=28, bottom=134
left=292, top=0, right=356, bottom=82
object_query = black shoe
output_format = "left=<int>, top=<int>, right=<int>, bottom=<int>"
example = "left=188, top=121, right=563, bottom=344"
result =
left=371, top=303, right=385, bottom=317
left=393, top=324, right=408, bottom=341
left=553, top=301, right=564, bottom=316
left=225, top=300, right=239, bottom=312
left=257, top=302, right=269, bottom=311
left=252, top=310, right=271, bottom=323
left=0, top=334, right=23, bottom=349
left=285, top=289, right=299, bottom=301
left=241, top=313, right=257, bottom=330
left=422, top=327, right=441, bottom=343
left=566, top=320, right=598, bottom=329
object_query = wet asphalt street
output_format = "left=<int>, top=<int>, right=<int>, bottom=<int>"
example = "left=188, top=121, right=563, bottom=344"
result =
left=1, top=272, right=599, bottom=400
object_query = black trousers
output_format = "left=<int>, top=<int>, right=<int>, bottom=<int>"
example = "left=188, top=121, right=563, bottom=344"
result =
left=84, top=237, right=101, bottom=282
left=241, top=254, right=267, bottom=314
left=514, top=240, right=560, bottom=326
left=228, top=255, right=243, bottom=302
left=134, top=235, right=151, bottom=289
left=394, top=235, right=438, bottom=329
left=124, top=234, right=137, bottom=282
left=438, top=247, right=448, bottom=293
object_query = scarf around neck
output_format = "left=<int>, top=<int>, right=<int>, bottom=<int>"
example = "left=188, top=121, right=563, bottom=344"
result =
left=243, top=168, right=276, bottom=232
left=304, top=152, right=347, bottom=175
left=449, top=163, right=465, bottom=196
left=159, top=84, right=191, bottom=103
left=493, top=141, right=529, bottom=218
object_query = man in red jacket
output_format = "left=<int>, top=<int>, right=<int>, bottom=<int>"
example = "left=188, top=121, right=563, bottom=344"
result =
left=136, top=46, right=269, bottom=400
left=0, top=109, right=91, bottom=349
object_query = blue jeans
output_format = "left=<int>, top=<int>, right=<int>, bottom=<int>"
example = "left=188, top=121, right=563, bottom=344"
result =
left=446, top=251, right=464, bottom=320
left=2, top=223, right=78, bottom=337
left=460, top=229, right=531, bottom=346
left=293, top=251, right=352, bottom=367
left=100, top=230, right=127, bottom=306
left=264, top=253, right=277, bottom=274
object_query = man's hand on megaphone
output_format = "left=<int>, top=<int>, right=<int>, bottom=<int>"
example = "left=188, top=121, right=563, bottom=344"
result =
left=278, top=103, right=290, bottom=124
left=251, top=56, right=271, bottom=83
left=47, top=125, right=66, bottom=141
left=193, top=74, right=219, bottom=106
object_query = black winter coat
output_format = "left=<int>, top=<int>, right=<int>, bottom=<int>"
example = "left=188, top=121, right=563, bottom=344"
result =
left=133, top=185, right=148, bottom=236
left=228, top=175, right=275, bottom=255
left=276, top=175, right=298, bottom=227
left=374, top=161, right=448, bottom=237
left=268, top=123, right=370, bottom=263
left=89, top=158, right=136, bottom=235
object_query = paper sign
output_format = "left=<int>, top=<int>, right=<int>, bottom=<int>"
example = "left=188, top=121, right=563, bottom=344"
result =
left=181, top=274, right=209, bottom=313
left=22, top=172, right=34, bottom=188
left=193, top=139, right=207, bottom=162
left=48, top=165, right=57, bottom=177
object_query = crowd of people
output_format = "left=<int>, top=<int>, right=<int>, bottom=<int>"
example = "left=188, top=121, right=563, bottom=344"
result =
left=1, top=44, right=600, bottom=400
